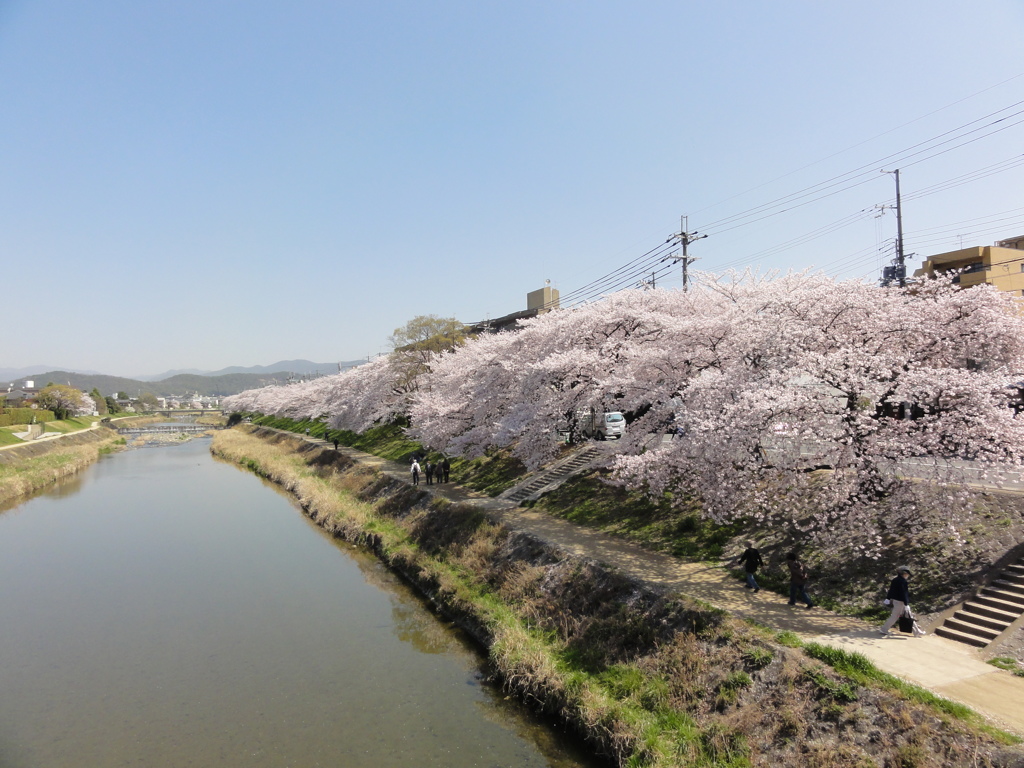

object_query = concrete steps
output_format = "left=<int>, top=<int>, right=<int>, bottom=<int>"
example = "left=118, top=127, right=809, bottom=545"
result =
left=935, top=557, right=1024, bottom=648
left=500, top=446, right=602, bottom=504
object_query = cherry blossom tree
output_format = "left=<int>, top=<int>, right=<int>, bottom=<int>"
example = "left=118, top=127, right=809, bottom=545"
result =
left=36, top=384, right=95, bottom=419
left=226, top=270, right=1024, bottom=548
left=222, top=354, right=424, bottom=433
left=409, top=288, right=697, bottom=468
left=610, top=272, right=1024, bottom=550
left=413, top=272, right=1024, bottom=548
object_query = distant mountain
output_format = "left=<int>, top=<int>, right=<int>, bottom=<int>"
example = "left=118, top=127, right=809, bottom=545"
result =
left=134, top=368, right=210, bottom=381
left=0, top=365, right=104, bottom=383
left=136, top=359, right=364, bottom=381
left=204, top=359, right=361, bottom=377
left=18, top=371, right=297, bottom=398
left=4, top=360, right=370, bottom=393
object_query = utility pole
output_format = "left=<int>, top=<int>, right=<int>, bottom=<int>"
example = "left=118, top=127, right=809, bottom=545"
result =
left=882, top=169, right=906, bottom=287
left=638, top=271, right=656, bottom=290
left=670, top=215, right=707, bottom=292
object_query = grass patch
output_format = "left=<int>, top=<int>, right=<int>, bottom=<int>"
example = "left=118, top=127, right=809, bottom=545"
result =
left=248, top=414, right=528, bottom=496
left=988, top=657, right=1024, bottom=677
left=0, top=429, right=24, bottom=445
left=252, top=415, right=424, bottom=462
left=0, top=433, right=124, bottom=504
left=41, top=417, right=98, bottom=434
left=802, top=642, right=1019, bottom=743
left=530, top=472, right=742, bottom=560
left=449, top=449, right=527, bottom=496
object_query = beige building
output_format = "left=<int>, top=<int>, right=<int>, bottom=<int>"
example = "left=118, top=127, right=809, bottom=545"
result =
left=914, top=235, right=1024, bottom=294
left=468, top=284, right=560, bottom=335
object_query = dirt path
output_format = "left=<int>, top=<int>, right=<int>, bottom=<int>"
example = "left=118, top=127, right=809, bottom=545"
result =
left=299, top=431, right=1024, bottom=736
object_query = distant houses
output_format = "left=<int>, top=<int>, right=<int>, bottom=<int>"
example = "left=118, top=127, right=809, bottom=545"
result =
left=2, top=380, right=220, bottom=416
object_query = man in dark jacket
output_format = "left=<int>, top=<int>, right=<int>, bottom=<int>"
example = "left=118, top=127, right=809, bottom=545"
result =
left=879, top=566, right=926, bottom=637
left=737, top=541, right=763, bottom=592
left=786, top=552, right=814, bottom=609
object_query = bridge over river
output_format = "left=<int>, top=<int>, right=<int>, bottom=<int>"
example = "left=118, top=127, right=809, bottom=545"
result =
left=117, top=424, right=224, bottom=435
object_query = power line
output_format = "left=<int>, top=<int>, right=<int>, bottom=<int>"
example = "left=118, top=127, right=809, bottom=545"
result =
left=697, top=103, right=1024, bottom=238
left=687, top=73, right=1024, bottom=220
left=702, top=153, right=1024, bottom=273
left=554, top=95, right=1024, bottom=306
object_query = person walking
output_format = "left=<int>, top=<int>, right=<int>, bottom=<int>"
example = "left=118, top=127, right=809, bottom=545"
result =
left=425, top=461, right=434, bottom=485
left=737, top=542, right=764, bottom=592
left=441, top=457, right=451, bottom=483
left=879, top=566, right=926, bottom=637
left=786, top=553, right=814, bottom=609
left=410, top=459, right=420, bottom=486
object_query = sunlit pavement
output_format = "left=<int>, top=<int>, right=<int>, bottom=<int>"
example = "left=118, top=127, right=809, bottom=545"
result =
left=0, top=423, right=101, bottom=452
left=297, top=431, right=1024, bottom=736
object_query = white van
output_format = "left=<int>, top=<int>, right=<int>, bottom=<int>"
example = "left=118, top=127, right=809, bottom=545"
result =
left=579, top=408, right=626, bottom=440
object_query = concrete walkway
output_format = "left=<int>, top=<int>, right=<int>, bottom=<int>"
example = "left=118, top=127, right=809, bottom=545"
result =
left=293, top=431, right=1024, bottom=736
left=0, top=423, right=101, bottom=452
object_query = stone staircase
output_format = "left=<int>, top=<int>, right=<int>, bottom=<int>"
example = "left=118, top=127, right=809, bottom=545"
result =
left=935, top=558, right=1024, bottom=648
left=499, top=446, right=603, bottom=505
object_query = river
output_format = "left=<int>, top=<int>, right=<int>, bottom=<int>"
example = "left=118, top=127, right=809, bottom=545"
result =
left=0, top=438, right=598, bottom=768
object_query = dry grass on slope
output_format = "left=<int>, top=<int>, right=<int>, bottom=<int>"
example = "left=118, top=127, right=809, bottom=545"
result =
left=211, top=426, right=1024, bottom=768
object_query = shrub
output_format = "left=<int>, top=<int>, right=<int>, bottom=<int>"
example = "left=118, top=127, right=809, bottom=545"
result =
left=0, top=408, right=56, bottom=427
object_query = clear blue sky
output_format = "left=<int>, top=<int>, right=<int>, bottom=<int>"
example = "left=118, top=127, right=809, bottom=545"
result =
left=2, top=1, right=1022, bottom=377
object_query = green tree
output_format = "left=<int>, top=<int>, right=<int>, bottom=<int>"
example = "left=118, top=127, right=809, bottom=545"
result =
left=389, top=314, right=469, bottom=394
left=105, top=396, right=121, bottom=414
left=36, top=385, right=86, bottom=420
left=90, top=387, right=109, bottom=415
left=137, top=392, right=159, bottom=411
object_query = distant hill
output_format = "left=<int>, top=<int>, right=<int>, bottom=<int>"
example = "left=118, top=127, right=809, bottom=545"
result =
left=21, top=371, right=296, bottom=398
left=3, top=359, right=370, bottom=395
left=0, top=365, right=104, bottom=382
left=136, top=359, right=364, bottom=381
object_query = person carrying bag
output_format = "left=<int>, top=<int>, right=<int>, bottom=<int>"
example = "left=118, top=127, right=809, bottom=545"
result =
left=879, top=565, right=926, bottom=637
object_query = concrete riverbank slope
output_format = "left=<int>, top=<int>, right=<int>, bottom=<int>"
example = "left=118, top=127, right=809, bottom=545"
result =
left=212, top=425, right=1024, bottom=768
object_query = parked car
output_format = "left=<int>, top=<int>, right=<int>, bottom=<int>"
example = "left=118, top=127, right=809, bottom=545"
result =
left=578, top=408, right=626, bottom=440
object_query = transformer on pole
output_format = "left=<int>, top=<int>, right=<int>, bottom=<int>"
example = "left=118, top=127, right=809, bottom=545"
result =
left=670, top=215, right=707, bottom=292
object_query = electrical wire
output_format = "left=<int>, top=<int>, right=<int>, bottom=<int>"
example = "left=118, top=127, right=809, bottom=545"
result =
left=554, top=95, right=1024, bottom=306
left=687, top=73, right=1024, bottom=220
left=698, top=100, right=1024, bottom=233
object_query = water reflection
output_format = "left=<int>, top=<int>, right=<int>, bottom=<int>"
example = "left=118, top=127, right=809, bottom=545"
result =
left=0, top=438, right=597, bottom=768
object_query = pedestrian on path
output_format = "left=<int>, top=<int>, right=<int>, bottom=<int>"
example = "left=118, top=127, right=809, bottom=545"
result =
left=442, top=457, right=450, bottom=483
left=879, top=566, right=926, bottom=637
left=425, top=461, right=434, bottom=485
left=411, top=459, right=420, bottom=486
left=786, top=552, right=814, bottom=609
left=736, top=542, right=763, bottom=592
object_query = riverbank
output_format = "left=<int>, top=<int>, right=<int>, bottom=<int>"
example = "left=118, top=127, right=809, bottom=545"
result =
left=0, top=415, right=179, bottom=506
left=0, top=427, right=124, bottom=506
left=212, top=426, right=1024, bottom=768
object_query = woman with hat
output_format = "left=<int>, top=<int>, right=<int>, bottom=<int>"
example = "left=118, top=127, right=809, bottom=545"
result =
left=879, top=565, right=926, bottom=637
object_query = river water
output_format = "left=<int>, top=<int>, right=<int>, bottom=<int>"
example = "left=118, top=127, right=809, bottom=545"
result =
left=0, top=438, right=596, bottom=768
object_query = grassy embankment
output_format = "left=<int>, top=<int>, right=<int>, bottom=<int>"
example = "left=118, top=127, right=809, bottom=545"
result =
left=0, top=421, right=129, bottom=505
left=213, top=425, right=1021, bottom=768
left=0, top=413, right=225, bottom=505
left=243, top=414, right=1004, bottom=620
left=249, top=414, right=528, bottom=495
